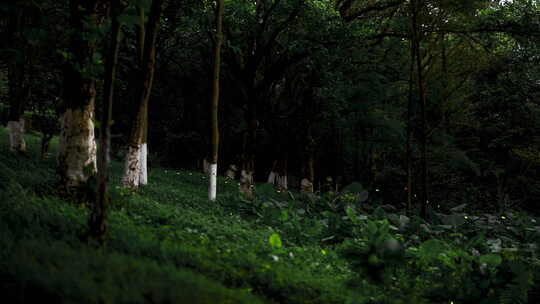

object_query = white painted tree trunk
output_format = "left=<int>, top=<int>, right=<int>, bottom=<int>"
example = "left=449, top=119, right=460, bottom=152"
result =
left=301, top=178, right=314, bottom=193
left=225, top=164, right=237, bottom=179
left=267, top=171, right=276, bottom=184
left=139, top=143, right=148, bottom=185
left=239, top=169, right=254, bottom=200
left=276, top=174, right=288, bottom=190
left=7, top=119, right=26, bottom=153
left=122, top=144, right=142, bottom=188
left=57, top=107, right=97, bottom=188
left=208, top=163, right=217, bottom=201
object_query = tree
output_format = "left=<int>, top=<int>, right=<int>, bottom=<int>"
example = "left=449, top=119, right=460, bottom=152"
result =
left=208, top=0, right=224, bottom=201
left=335, top=0, right=502, bottom=217
left=122, top=0, right=164, bottom=189
left=90, top=0, right=125, bottom=244
left=223, top=0, right=308, bottom=198
left=5, top=0, right=38, bottom=153
left=58, top=0, right=109, bottom=190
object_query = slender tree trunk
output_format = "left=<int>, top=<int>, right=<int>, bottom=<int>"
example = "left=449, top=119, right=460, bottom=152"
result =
left=137, top=6, right=149, bottom=185
left=301, top=112, right=315, bottom=193
left=7, top=6, right=27, bottom=153
left=239, top=110, right=257, bottom=200
left=411, top=0, right=428, bottom=218
left=441, top=33, right=450, bottom=133
left=58, top=0, right=108, bottom=190
left=275, top=158, right=288, bottom=190
left=90, top=0, right=123, bottom=244
left=208, top=0, right=224, bottom=201
left=267, top=160, right=277, bottom=184
left=240, top=159, right=255, bottom=200
left=122, top=0, right=164, bottom=189
left=240, top=116, right=256, bottom=199
left=268, top=158, right=287, bottom=190
left=406, top=35, right=415, bottom=212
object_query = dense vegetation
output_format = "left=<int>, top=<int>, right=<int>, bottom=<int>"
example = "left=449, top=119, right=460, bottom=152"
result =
left=1, top=0, right=540, bottom=303
left=1, top=128, right=540, bottom=303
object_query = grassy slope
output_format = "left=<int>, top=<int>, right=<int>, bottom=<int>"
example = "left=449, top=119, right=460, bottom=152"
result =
left=3, top=128, right=539, bottom=304
left=0, top=127, right=361, bottom=304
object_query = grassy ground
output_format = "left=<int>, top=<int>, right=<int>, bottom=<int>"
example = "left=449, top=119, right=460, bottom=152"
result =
left=1, top=127, right=539, bottom=304
left=0, top=127, right=357, bottom=303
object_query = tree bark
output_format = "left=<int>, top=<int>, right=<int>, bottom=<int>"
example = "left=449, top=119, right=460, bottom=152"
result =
left=225, top=164, right=238, bottom=179
left=137, top=7, right=149, bottom=185
left=58, top=0, right=108, bottom=190
left=208, top=0, right=224, bottom=201
left=122, top=0, right=164, bottom=189
left=240, top=161, right=255, bottom=200
left=270, top=158, right=288, bottom=190
left=90, top=0, right=123, bottom=244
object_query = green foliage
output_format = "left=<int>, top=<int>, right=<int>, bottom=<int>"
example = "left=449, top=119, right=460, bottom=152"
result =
left=268, top=233, right=283, bottom=249
left=2, top=122, right=540, bottom=304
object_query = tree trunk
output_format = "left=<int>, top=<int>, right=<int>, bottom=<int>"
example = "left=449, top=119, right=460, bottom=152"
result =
left=240, top=163, right=255, bottom=200
left=406, top=36, right=415, bottom=211
left=139, top=142, right=148, bottom=184
left=208, top=0, right=224, bottom=201
left=301, top=127, right=315, bottom=193
left=6, top=5, right=28, bottom=153
left=58, top=0, right=108, bottom=190
left=239, top=114, right=257, bottom=199
left=41, top=132, right=54, bottom=159
left=225, top=164, right=238, bottom=179
left=268, top=160, right=288, bottom=190
left=267, top=160, right=277, bottom=184
left=411, top=0, right=428, bottom=218
left=137, top=6, right=149, bottom=186
left=7, top=119, right=26, bottom=153
left=122, top=0, right=164, bottom=189
left=90, top=0, right=123, bottom=244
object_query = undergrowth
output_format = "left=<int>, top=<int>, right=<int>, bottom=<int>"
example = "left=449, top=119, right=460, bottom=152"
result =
left=1, top=127, right=539, bottom=304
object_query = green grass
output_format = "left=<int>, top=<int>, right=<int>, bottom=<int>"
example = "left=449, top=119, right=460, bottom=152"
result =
left=1, top=126, right=540, bottom=304
left=0, top=127, right=354, bottom=304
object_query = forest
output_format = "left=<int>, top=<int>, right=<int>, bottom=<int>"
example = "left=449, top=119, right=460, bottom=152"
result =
left=1, top=0, right=540, bottom=303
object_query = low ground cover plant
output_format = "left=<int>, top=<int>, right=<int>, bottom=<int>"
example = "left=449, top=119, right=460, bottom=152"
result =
left=1, top=128, right=539, bottom=303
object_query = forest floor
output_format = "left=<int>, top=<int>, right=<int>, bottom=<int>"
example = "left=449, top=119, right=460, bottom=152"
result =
left=1, top=127, right=540, bottom=304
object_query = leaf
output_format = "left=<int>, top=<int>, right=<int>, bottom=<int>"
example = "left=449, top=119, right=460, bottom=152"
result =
left=268, top=233, right=282, bottom=249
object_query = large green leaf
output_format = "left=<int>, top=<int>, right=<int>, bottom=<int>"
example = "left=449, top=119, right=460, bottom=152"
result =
left=268, top=233, right=282, bottom=249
